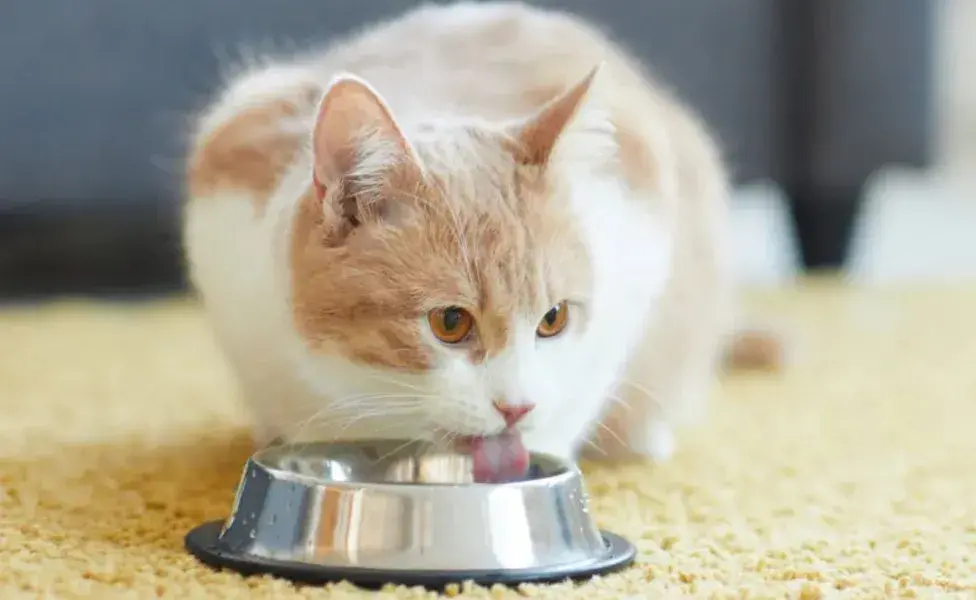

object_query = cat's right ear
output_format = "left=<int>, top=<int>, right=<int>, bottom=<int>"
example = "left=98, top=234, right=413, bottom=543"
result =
left=511, top=64, right=606, bottom=167
left=310, top=74, right=423, bottom=221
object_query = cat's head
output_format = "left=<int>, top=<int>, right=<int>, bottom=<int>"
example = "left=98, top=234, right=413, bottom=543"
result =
left=288, top=66, right=644, bottom=451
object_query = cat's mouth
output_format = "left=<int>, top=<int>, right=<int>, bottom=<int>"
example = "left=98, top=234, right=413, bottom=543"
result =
left=452, top=428, right=530, bottom=483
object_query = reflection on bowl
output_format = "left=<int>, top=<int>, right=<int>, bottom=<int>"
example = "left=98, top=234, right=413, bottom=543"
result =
left=264, top=439, right=559, bottom=485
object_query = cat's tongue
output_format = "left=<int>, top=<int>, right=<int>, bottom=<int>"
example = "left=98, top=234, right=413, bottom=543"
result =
left=460, top=429, right=530, bottom=483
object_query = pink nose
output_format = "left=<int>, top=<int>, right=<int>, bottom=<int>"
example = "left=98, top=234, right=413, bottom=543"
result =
left=492, top=400, right=535, bottom=427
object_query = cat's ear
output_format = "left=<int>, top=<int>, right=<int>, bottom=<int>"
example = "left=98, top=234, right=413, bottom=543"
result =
left=511, top=63, right=608, bottom=166
left=311, top=74, right=423, bottom=221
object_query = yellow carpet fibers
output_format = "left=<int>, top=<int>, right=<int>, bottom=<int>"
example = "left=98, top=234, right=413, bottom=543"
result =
left=2, top=279, right=976, bottom=599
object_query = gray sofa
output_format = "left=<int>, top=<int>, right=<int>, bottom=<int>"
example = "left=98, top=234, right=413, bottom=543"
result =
left=0, top=0, right=936, bottom=296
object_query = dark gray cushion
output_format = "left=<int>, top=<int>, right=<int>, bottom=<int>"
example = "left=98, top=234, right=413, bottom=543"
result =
left=0, top=0, right=781, bottom=204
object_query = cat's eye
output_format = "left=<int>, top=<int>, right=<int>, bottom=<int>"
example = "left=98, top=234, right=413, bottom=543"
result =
left=428, top=306, right=474, bottom=344
left=536, top=301, right=569, bottom=338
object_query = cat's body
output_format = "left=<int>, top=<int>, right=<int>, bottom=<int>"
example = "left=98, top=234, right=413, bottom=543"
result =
left=183, top=1, right=735, bottom=464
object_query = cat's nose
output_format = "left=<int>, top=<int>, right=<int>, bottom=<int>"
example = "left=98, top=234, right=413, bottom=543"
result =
left=492, top=400, right=535, bottom=427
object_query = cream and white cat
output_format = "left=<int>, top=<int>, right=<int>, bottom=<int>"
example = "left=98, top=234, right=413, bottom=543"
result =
left=182, top=1, right=741, bottom=468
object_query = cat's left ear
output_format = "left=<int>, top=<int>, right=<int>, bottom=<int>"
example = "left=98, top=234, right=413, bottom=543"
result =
left=311, top=73, right=423, bottom=199
left=510, top=63, right=610, bottom=166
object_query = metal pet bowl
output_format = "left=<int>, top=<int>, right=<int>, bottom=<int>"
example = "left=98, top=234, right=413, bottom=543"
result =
left=185, top=440, right=635, bottom=589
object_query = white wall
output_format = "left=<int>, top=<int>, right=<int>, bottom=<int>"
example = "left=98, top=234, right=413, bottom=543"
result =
left=734, top=3, right=976, bottom=286
left=936, top=0, right=976, bottom=173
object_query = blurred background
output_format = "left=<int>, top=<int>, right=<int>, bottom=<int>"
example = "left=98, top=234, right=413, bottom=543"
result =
left=0, top=0, right=971, bottom=300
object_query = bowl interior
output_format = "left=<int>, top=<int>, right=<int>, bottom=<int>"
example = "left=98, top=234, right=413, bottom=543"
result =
left=253, top=439, right=571, bottom=486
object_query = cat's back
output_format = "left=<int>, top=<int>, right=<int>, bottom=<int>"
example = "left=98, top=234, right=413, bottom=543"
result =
left=322, top=1, right=653, bottom=119
left=187, top=1, right=722, bottom=212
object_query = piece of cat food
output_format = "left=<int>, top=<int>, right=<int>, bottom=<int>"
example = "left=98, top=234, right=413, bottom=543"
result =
left=459, top=429, right=530, bottom=483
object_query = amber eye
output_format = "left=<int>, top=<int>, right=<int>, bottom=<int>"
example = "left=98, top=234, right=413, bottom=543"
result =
left=428, top=306, right=474, bottom=344
left=536, top=301, right=569, bottom=338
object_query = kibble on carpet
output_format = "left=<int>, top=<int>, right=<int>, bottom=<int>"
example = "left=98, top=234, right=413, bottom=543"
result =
left=1, top=278, right=975, bottom=599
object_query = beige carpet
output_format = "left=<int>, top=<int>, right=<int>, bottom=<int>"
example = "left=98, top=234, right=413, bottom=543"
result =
left=2, top=279, right=975, bottom=599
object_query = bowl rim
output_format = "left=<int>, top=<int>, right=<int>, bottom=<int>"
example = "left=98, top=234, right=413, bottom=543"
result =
left=186, top=519, right=637, bottom=588
left=248, top=440, right=582, bottom=491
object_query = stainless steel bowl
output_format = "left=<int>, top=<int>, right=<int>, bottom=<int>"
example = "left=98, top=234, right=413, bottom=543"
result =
left=185, top=440, right=635, bottom=588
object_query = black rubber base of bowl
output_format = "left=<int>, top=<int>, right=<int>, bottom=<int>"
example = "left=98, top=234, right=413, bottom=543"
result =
left=185, top=519, right=636, bottom=590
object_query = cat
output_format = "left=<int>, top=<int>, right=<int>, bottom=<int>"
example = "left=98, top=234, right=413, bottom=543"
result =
left=182, top=1, right=759, bottom=472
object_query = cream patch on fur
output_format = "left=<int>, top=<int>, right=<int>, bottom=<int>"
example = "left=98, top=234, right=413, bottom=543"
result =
left=186, top=64, right=319, bottom=210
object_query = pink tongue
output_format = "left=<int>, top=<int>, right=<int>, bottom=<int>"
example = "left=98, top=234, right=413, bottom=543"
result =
left=466, top=429, right=530, bottom=483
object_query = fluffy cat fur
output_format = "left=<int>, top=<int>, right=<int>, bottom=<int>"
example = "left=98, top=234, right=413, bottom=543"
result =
left=182, top=1, right=745, bottom=463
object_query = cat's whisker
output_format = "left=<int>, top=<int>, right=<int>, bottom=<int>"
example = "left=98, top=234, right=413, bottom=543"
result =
left=359, top=371, right=429, bottom=394
left=298, top=408, right=420, bottom=446
left=323, top=399, right=426, bottom=412
left=316, top=399, right=429, bottom=423
left=373, top=436, right=427, bottom=464
left=289, top=395, right=421, bottom=425
left=605, top=393, right=633, bottom=412
left=429, top=428, right=454, bottom=452
left=304, top=402, right=420, bottom=427
left=619, top=379, right=660, bottom=397
left=582, top=438, right=608, bottom=457
left=279, top=405, right=334, bottom=446
left=433, top=427, right=462, bottom=452
left=618, top=379, right=666, bottom=410
left=596, top=421, right=628, bottom=449
left=331, top=415, right=412, bottom=441
left=278, top=387, right=447, bottom=446
left=276, top=395, right=425, bottom=443
left=330, top=406, right=421, bottom=439
left=326, top=393, right=421, bottom=407
left=327, top=391, right=435, bottom=407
